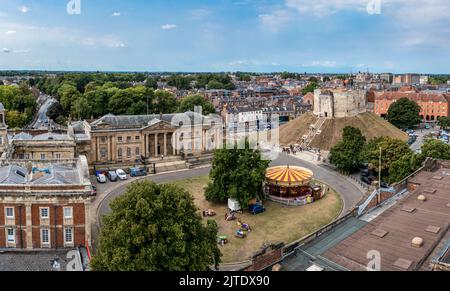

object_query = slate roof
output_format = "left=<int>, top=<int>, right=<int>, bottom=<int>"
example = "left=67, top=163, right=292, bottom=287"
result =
left=0, top=164, right=80, bottom=185
left=0, top=249, right=83, bottom=271
left=11, top=132, right=71, bottom=142
left=90, top=111, right=206, bottom=129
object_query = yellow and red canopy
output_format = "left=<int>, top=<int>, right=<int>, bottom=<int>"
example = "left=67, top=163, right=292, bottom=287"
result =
left=265, top=166, right=313, bottom=186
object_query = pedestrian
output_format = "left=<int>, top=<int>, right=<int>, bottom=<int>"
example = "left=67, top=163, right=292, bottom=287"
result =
left=161, top=154, right=164, bottom=160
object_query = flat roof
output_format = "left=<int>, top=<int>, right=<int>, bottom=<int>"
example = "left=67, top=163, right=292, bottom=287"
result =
left=322, top=166, right=450, bottom=271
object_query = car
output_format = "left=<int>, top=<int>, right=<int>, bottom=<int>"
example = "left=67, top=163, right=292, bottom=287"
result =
left=130, top=167, right=147, bottom=177
left=360, top=168, right=370, bottom=177
left=249, top=204, right=266, bottom=215
left=96, top=173, right=107, bottom=183
left=380, top=182, right=389, bottom=189
left=116, top=169, right=128, bottom=180
left=107, top=171, right=118, bottom=182
left=361, top=176, right=373, bottom=185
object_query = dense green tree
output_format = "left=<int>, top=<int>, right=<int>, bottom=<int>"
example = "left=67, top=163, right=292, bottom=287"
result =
left=144, top=77, right=158, bottom=90
left=167, top=75, right=192, bottom=90
left=420, top=139, right=450, bottom=161
left=302, top=82, right=318, bottom=95
left=57, top=83, right=81, bottom=114
left=205, top=142, right=270, bottom=208
left=360, top=137, right=412, bottom=180
left=6, top=110, right=28, bottom=129
left=47, top=102, right=64, bottom=122
left=71, top=96, right=91, bottom=120
left=386, top=97, right=421, bottom=129
left=154, top=90, right=178, bottom=114
left=178, top=94, right=215, bottom=115
left=329, top=127, right=366, bottom=173
left=91, top=181, right=221, bottom=271
left=388, top=153, right=421, bottom=184
left=438, top=116, right=450, bottom=130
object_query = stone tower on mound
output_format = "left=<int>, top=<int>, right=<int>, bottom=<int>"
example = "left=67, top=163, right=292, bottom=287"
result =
left=313, top=88, right=366, bottom=119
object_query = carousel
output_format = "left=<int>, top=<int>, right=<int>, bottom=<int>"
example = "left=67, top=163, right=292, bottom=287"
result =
left=264, top=165, right=323, bottom=205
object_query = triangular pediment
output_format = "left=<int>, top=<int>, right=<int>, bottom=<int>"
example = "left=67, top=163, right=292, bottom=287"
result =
left=142, top=119, right=174, bottom=131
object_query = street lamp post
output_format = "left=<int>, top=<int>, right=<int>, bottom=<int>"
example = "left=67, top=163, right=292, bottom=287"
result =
left=378, top=147, right=382, bottom=202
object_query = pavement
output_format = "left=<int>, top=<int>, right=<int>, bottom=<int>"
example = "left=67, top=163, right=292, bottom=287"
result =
left=410, top=127, right=437, bottom=153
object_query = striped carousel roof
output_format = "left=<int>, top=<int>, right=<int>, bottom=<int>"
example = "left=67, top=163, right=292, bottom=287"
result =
left=265, top=165, right=313, bottom=186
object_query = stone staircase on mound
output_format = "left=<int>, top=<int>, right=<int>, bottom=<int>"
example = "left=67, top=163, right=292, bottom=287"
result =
left=299, top=116, right=327, bottom=148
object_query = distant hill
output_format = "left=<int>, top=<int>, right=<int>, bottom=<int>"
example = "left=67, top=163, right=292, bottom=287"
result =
left=279, top=112, right=409, bottom=151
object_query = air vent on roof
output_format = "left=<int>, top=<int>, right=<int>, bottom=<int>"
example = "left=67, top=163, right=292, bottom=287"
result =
left=432, top=176, right=443, bottom=180
left=425, top=226, right=441, bottom=234
left=423, top=189, right=437, bottom=194
left=15, top=170, right=26, bottom=178
left=417, top=195, right=427, bottom=202
left=401, top=206, right=416, bottom=213
left=411, top=237, right=424, bottom=248
left=371, top=229, right=389, bottom=238
left=393, top=258, right=413, bottom=270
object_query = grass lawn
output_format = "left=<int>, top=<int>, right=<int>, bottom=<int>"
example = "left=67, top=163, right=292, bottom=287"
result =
left=171, top=176, right=343, bottom=263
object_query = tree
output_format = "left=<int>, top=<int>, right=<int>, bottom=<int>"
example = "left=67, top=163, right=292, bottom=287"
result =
left=388, top=153, right=421, bottom=184
left=438, top=116, right=450, bottom=130
left=145, top=77, right=158, bottom=90
left=6, top=110, right=28, bottom=129
left=386, top=97, right=421, bottom=129
left=302, top=82, right=318, bottom=95
left=420, top=139, right=450, bottom=161
left=205, top=142, right=270, bottom=208
left=57, top=83, right=81, bottom=114
left=360, top=137, right=412, bottom=180
left=154, top=90, right=178, bottom=114
left=178, top=94, right=215, bottom=115
left=91, top=181, right=221, bottom=271
left=71, top=96, right=91, bottom=120
left=329, top=126, right=366, bottom=173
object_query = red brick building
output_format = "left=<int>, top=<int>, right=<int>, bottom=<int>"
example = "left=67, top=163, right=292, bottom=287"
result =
left=0, top=156, right=95, bottom=250
left=374, top=89, right=450, bottom=122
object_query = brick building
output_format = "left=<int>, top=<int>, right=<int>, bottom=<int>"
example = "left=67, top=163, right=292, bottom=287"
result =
left=374, top=89, right=450, bottom=121
left=0, top=156, right=95, bottom=250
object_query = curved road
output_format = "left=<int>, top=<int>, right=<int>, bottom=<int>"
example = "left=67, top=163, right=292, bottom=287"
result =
left=92, top=153, right=364, bottom=247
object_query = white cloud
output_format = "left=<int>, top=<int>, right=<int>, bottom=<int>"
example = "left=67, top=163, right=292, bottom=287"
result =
left=3, top=48, right=11, bottom=53
left=189, top=9, right=210, bottom=19
left=112, top=12, right=121, bottom=17
left=5, top=30, right=17, bottom=35
left=286, top=0, right=368, bottom=17
left=18, top=6, right=30, bottom=13
left=259, top=10, right=292, bottom=32
left=161, top=24, right=177, bottom=30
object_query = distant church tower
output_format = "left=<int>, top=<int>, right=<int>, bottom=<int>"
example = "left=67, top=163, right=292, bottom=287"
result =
left=0, top=103, right=9, bottom=155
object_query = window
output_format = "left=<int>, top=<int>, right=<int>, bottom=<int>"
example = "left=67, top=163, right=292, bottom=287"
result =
left=40, top=207, right=49, bottom=219
left=41, top=228, right=50, bottom=245
left=100, top=137, right=107, bottom=143
left=7, top=228, right=15, bottom=243
left=127, top=136, right=132, bottom=142
left=55, top=153, right=61, bottom=159
left=40, top=154, right=46, bottom=160
left=100, top=148, right=107, bottom=158
left=118, top=136, right=123, bottom=143
left=135, top=147, right=140, bottom=156
left=24, top=154, right=30, bottom=160
left=118, top=148, right=123, bottom=157
left=64, top=227, right=73, bottom=244
left=63, top=207, right=73, bottom=219
left=135, top=136, right=140, bottom=141
left=5, top=207, right=14, bottom=219
left=127, top=148, right=131, bottom=158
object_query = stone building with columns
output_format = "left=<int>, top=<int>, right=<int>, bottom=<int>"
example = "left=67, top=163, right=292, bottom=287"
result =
left=85, top=111, right=221, bottom=166
left=0, top=156, right=95, bottom=250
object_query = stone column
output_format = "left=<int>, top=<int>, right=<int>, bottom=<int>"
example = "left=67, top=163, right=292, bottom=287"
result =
left=154, top=133, right=158, bottom=157
left=164, top=132, right=167, bottom=156
left=96, top=137, right=100, bottom=162
left=25, top=202, right=32, bottom=249
left=173, top=133, right=177, bottom=156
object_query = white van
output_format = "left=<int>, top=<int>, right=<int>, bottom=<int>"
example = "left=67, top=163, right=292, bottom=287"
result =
left=228, top=198, right=242, bottom=212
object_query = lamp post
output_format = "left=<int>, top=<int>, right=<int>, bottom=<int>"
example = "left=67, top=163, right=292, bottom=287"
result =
left=378, top=147, right=382, bottom=202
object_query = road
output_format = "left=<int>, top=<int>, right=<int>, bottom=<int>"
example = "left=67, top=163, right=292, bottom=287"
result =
left=91, top=153, right=365, bottom=248
left=30, top=93, right=57, bottom=129
left=410, top=127, right=436, bottom=153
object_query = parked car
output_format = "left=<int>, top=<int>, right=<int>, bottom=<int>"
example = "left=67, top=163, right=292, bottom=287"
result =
left=116, top=169, right=128, bottom=180
left=360, top=168, right=370, bottom=177
left=380, top=181, right=389, bottom=189
left=361, top=176, right=373, bottom=185
left=249, top=203, right=266, bottom=215
left=130, top=167, right=147, bottom=177
left=96, top=172, right=107, bottom=183
left=107, top=171, right=118, bottom=182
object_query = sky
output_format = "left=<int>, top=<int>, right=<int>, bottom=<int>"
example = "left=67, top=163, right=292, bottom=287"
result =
left=0, top=0, right=449, bottom=73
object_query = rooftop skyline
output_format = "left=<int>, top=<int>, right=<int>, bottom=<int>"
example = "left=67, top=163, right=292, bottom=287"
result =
left=1, top=0, right=449, bottom=73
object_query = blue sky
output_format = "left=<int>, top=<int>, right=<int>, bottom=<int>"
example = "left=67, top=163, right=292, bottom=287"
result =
left=0, top=0, right=449, bottom=73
